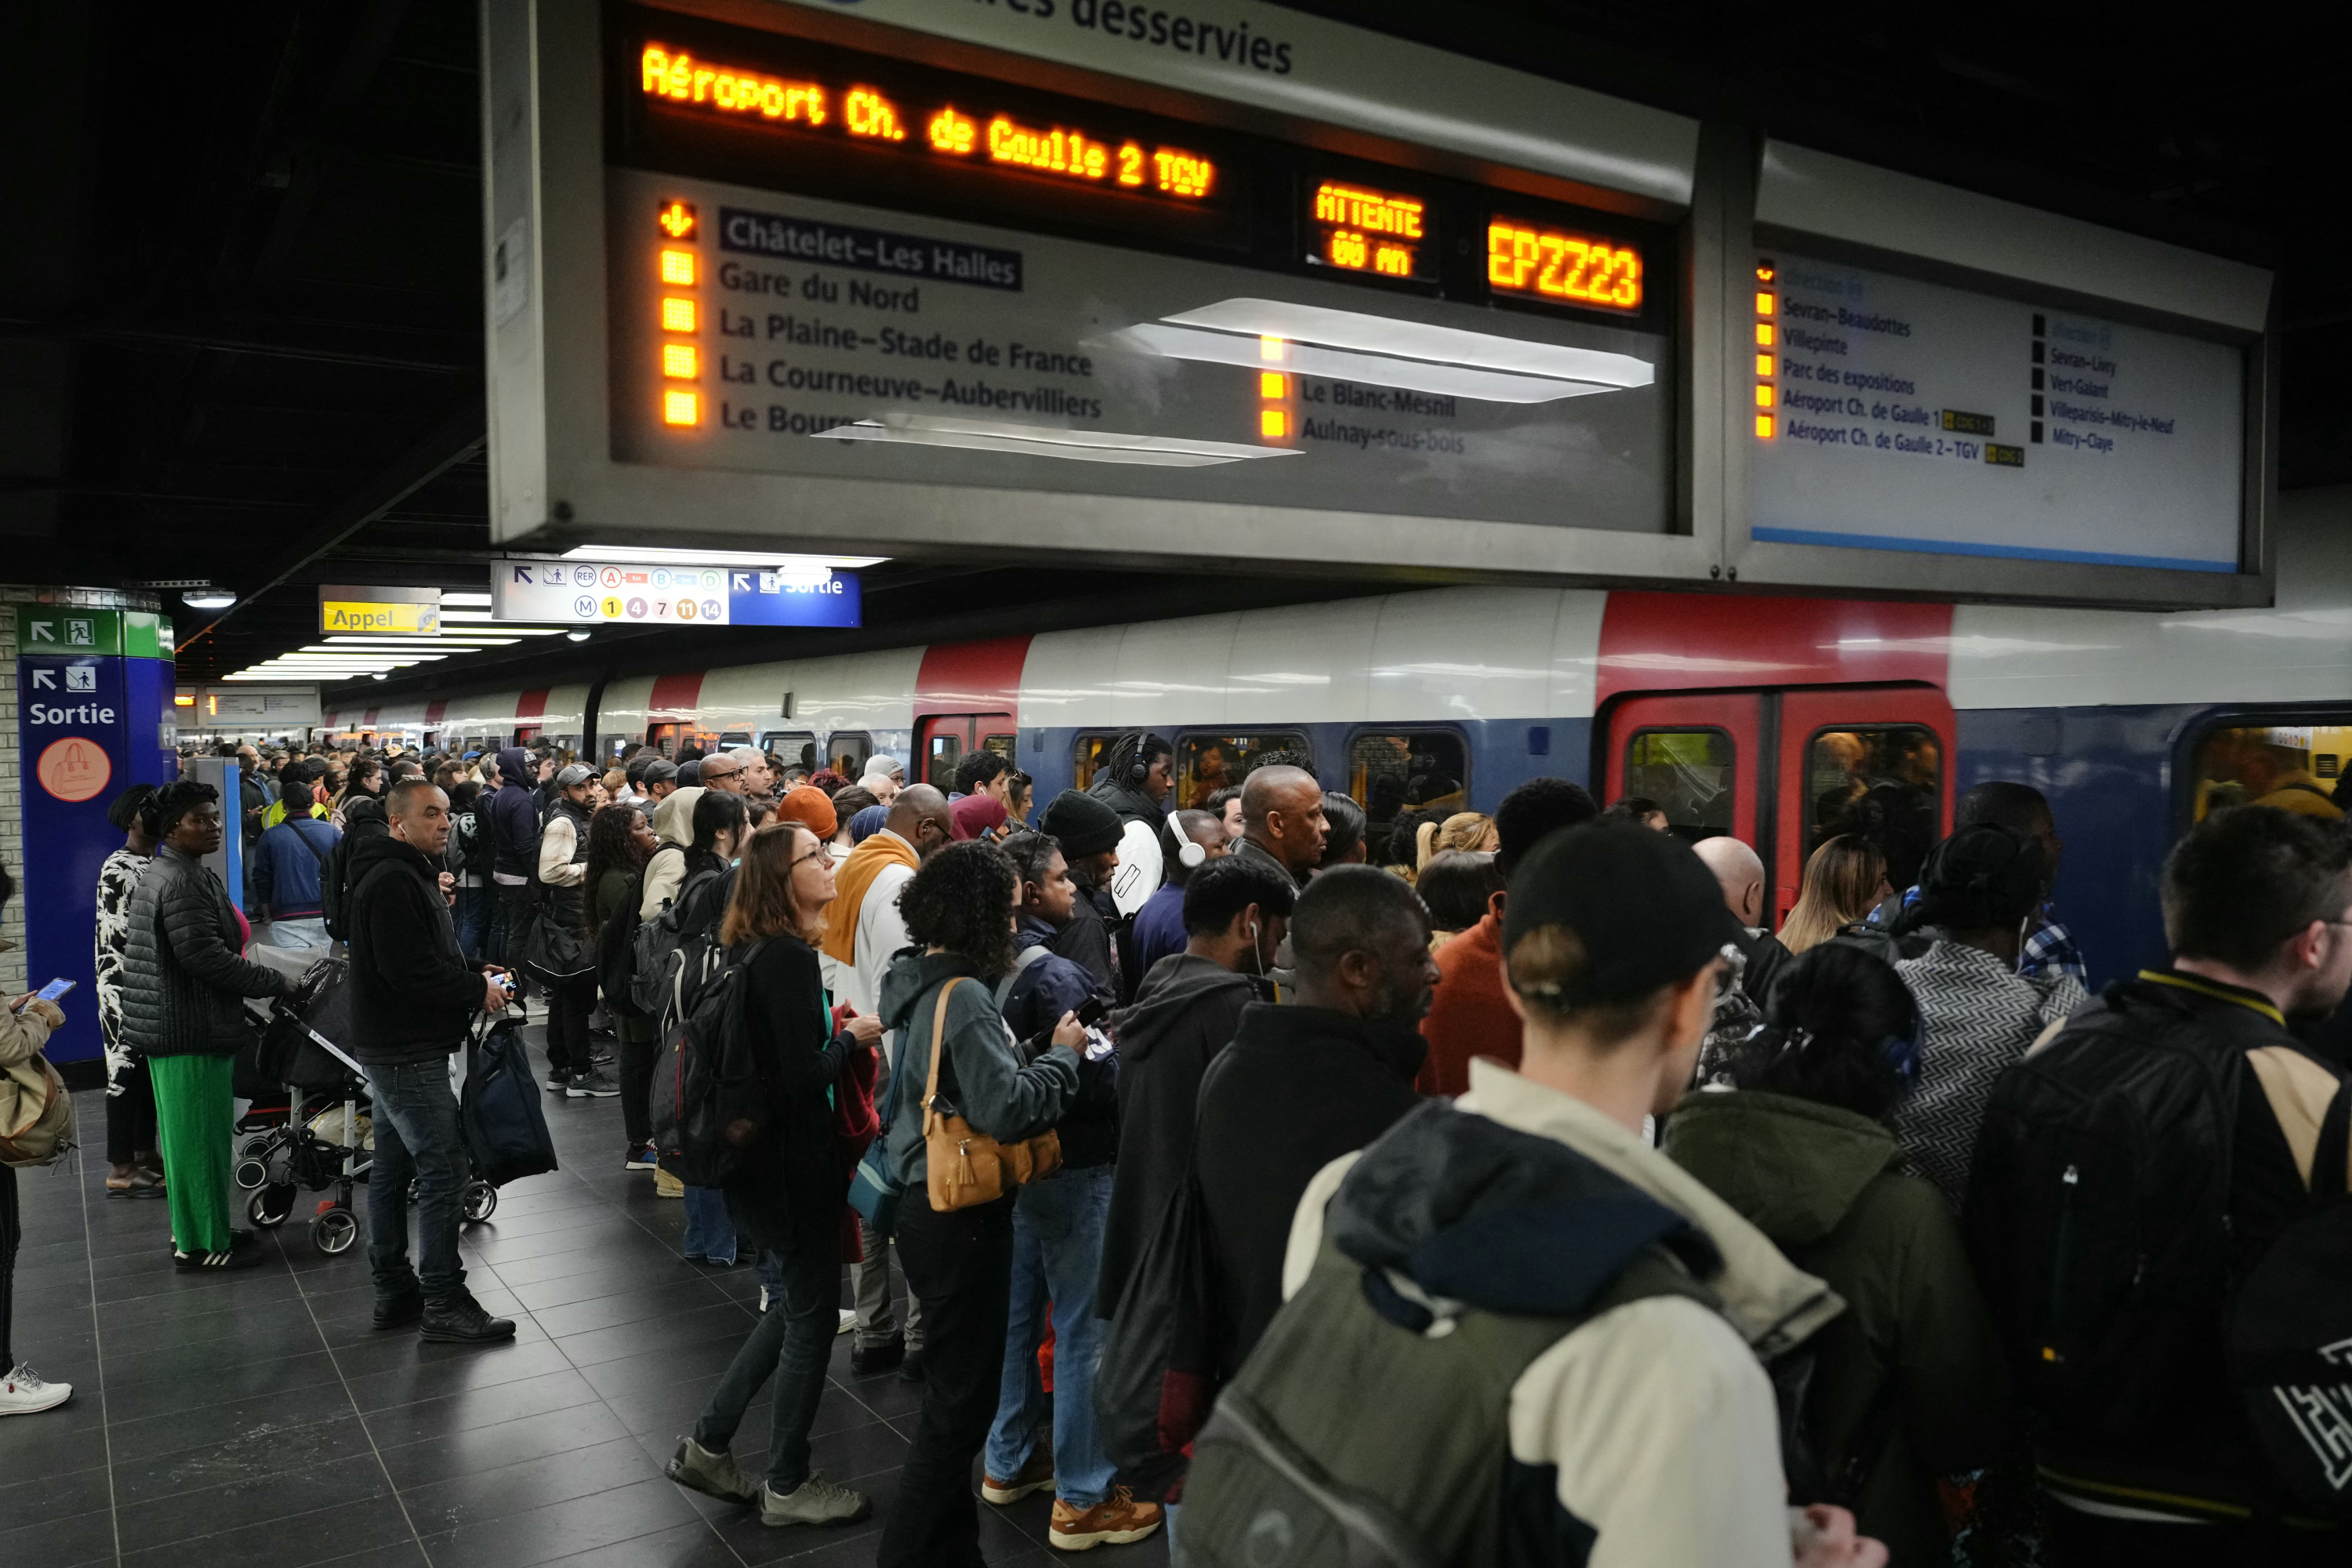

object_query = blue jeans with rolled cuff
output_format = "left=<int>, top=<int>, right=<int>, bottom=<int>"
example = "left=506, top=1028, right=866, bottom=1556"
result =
left=363, top=1060, right=467, bottom=1301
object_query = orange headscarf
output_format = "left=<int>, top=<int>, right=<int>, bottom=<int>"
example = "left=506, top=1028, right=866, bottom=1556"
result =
left=821, top=827, right=920, bottom=965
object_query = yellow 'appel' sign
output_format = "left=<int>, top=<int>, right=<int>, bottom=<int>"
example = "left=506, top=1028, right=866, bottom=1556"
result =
left=321, top=601, right=440, bottom=634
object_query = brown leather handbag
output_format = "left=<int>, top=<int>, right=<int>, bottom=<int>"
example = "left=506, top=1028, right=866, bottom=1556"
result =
left=923, top=977, right=1062, bottom=1211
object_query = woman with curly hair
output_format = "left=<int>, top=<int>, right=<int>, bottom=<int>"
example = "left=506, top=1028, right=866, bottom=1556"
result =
left=583, top=802, right=659, bottom=1171
left=875, top=843, right=1086, bottom=1568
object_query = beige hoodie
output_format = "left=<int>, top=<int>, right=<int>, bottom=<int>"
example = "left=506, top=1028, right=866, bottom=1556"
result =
left=638, top=786, right=706, bottom=920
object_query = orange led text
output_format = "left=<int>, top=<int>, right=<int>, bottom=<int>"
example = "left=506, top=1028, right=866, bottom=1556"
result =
left=642, top=45, right=825, bottom=125
left=1486, top=222, right=1642, bottom=311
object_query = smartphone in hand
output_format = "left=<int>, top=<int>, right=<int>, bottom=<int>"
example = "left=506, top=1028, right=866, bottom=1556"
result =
left=10, top=978, right=73, bottom=1013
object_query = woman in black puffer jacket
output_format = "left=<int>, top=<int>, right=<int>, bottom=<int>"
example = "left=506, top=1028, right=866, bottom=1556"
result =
left=122, top=781, right=290, bottom=1270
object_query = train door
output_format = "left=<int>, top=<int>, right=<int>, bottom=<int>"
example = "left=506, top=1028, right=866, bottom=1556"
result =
left=918, top=712, right=1016, bottom=791
left=1603, top=685, right=1954, bottom=927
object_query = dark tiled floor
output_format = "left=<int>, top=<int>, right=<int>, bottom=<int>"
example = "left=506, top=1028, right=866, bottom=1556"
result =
left=2, top=1034, right=1171, bottom=1568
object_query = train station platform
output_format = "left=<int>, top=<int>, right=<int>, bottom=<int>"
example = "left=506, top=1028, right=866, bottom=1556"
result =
left=0, top=1030, right=1163, bottom=1568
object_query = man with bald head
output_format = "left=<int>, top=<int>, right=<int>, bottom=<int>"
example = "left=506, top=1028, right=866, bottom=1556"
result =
left=1695, top=836, right=1788, bottom=1007
left=820, top=782, right=952, bottom=1377
left=1232, top=764, right=1328, bottom=891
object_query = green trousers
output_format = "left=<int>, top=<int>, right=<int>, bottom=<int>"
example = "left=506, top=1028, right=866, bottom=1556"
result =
left=150, top=1054, right=236, bottom=1254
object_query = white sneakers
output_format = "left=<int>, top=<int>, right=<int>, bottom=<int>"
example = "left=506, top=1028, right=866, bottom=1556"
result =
left=0, top=1362, right=71, bottom=1416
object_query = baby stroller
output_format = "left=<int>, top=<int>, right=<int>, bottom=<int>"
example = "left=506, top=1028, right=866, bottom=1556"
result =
left=234, top=957, right=495, bottom=1252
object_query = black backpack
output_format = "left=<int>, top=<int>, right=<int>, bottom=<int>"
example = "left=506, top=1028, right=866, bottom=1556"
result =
left=452, top=804, right=495, bottom=882
left=648, top=938, right=770, bottom=1188
left=595, top=863, right=655, bottom=1021
left=1966, top=981, right=2248, bottom=1449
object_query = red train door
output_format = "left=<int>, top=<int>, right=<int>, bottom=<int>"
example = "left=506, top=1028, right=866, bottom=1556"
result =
left=1602, top=685, right=1955, bottom=928
left=918, top=713, right=1017, bottom=791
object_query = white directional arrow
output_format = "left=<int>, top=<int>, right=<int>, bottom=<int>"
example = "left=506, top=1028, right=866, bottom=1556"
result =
left=31, top=669, right=55, bottom=688
left=28, top=621, right=54, bottom=641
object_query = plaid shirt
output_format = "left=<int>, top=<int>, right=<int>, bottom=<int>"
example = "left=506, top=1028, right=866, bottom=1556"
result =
left=1874, top=886, right=2087, bottom=982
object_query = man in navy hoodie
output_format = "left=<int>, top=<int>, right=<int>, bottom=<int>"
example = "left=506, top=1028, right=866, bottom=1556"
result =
left=484, top=746, right=542, bottom=975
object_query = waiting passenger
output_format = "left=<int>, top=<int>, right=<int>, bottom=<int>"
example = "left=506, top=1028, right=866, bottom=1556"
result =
left=1098, top=855, right=1292, bottom=1320
left=1780, top=835, right=1892, bottom=954
left=1193, top=866, right=1435, bottom=1379
left=346, top=777, right=517, bottom=1343
left=1696, top=835, right=1790, bottom=1007
left=666, top=822, right=882, bottom=1529
left=1204, top=784, right=1243, bottom=844
left=982, top=831, right=1128, bottom=1544
left=1179, top=823, right=1871, bottom=1567
left=1892, top=826, right=2086, bottom=1210
left=1037, top=790, right=1123, bottom=1004
left=1954, top=781, right=2085, bottom=981
left=875, top=844, right=1087, bottom=1567
left=950, top=747, right=1013, bottom=808
left=1316, top=791, right=1368, bottom=869
left=1227, top=764, right=1327, bottom=892
left=122, top=781, right=293, bottom=1271
left=1970, top=807, right=2352, bottom=1564
left=1416, top=777, right=1595, bottom=1097
left=1412, top=848, right=1503, bottom=946
left=1666, top=942, right=2017, bottom=1567
left=1127, top=808, right=1228, bottom=982
left=1604, top=793, right=1671, bottom=831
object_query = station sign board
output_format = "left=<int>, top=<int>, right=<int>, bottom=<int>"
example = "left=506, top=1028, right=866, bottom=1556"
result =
left=492, top=557, right=861, bottom=628
left=481, top=0, right=2275, bottom=606
left=318, top=585, right=441, bottom=636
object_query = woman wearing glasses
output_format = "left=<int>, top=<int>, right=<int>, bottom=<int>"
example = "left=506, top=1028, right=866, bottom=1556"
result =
left=665, top=821, right=884, bottom=1529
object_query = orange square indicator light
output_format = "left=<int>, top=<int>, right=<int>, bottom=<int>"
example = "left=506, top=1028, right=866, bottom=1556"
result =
left=1755, top=383, right=1776, bottom=408
left=658, top=200, right=697, bottom=240
left=1259, top=372, right=1287, bottom=399
left=1755, top=413, right=1775, bottom=439
left=1261, top=408, right=1287, bottom=439
left=1755, top=353, right=1775, bottom=377
left=663, top=390, right=701, bottom=426
left=660, top=249, right=697, bottom=285
left=1755, top=322, right=1776, bottom=347
left=1258, top=336, right=1286, bottom=363
left=661, top=297, right=698, bottom=332
left=1755, top=291, right=1776, bottom=316
left=662, top=343, right=699, bottom=379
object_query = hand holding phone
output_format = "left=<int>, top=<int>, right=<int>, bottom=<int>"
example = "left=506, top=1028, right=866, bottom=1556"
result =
left=10, top=978, right=73, bottom=1013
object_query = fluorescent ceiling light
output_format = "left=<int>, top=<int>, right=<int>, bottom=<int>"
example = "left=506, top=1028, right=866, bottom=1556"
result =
left=816, top=413, right=1301, bottom=467
left=556, top=546, right=886, bottom=570
left=1114, top=323, right=1615, bottom=405
left=439, top=593, right=492, bottom=606
left=1159, top=298, right=1655, bottom=389
left=180, top=588, right=237, bottom=610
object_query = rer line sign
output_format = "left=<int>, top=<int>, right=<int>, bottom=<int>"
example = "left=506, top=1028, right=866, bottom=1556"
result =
left=492, top=559, right=862, bottom=628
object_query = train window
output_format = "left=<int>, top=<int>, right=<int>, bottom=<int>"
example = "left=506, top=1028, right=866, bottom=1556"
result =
left=1175, top=731, right=1312, bottom=811
left=1623, top=728, right=1735, bottom=842
left=2190, top=724, right=2350, bottom=821
left=1806, top=726, right=1944, bottom=887
left=925, top=731, right=962, bottom=790
left=1348, top=731, right=1470, bottom=842
left=829, top=732, right=872, bottom=777
left=1071, top=734, right=1118, bottom=792
left=718, top=731, right=752, bottom=747
left=762, top=731, right=819, bottom=773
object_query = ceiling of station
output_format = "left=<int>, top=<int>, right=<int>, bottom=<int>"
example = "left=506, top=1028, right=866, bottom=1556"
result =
left=5, top=2, right=2342, bottom=702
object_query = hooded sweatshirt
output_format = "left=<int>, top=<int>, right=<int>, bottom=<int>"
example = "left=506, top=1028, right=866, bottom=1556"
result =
left=1282, top=1061, right=1844, bottom=1568
left=877, top=949, right=1080, bottom=1189
left=486, top=746, right=542, bottom=881
left=638, top=786, right=705, bottom=920
left=1662, top=1089, right=2013, bottom=1568
left=1098, top=953, right=1265, bottom=1316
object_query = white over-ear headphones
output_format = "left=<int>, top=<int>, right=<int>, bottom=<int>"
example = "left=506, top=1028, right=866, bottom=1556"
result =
left=1168, top=815, right=1206, bottom=869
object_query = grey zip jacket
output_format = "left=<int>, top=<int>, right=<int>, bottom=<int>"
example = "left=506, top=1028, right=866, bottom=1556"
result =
left=878, top=949, right=1080, bottom=1190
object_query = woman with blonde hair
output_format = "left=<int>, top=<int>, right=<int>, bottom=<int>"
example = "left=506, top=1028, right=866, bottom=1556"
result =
left=1780, top=834, right=1893, bottom=953
left=668, top=820, right=884, bottom=1526
left=1414, top=810, right=1498, bottom=872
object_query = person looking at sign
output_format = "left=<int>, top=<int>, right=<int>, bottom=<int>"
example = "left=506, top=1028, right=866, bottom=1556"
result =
left=121, top=781, right=292, bottom=1272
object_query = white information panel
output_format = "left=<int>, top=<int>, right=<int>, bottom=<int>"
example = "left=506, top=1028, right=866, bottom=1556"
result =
left=611, top=170, right=1672, bottom=535
left=1748, top=252, right=2244, bottom=573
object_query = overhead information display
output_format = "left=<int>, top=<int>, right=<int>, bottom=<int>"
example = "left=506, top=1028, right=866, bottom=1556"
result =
left=604, top=9, right=1673, bottom=536
left=612, top=167, right=1668, bottom=530
left=1748, top=252, right=2245, bottom=572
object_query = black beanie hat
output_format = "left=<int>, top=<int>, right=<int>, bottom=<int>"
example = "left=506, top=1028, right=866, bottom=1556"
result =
left=1911, top=824, right=2044, bottom=931
left=1040, top=789, right=1123, bottom=860
left=1503, top=822, right=1740, bottom=1007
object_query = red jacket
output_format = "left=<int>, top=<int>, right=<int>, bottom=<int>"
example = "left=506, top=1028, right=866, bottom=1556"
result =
left=1416, top=909, right=1520, bottom=1097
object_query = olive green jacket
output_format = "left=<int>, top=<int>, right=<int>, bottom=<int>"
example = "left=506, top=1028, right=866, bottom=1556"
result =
left=1664, top=1089, right=2013, bottom=1566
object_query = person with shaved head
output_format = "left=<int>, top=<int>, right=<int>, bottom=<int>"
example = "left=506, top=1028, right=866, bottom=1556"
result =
left=1230, top=764, right=1327, bottom=892
left=1696, top=835, right=1790, bottom=1009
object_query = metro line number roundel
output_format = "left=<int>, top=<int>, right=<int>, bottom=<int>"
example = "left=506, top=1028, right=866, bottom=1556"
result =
left=36, top=735, right=112, bottom=803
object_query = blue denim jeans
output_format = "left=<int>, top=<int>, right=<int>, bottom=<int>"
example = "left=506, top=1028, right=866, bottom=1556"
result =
left=452, top=886, right=491, bottom=963
left=363, top=1060, right=466, bottom=1300
left=693, top=1243, right=840, bottom=1492
left=682, top=1185, right=738, bottom=1265
left=985, top=1162, right=1116, bottom=1508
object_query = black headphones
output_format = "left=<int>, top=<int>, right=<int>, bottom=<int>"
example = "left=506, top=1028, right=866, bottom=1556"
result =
left=1115, top=731, right=1151, bottom=787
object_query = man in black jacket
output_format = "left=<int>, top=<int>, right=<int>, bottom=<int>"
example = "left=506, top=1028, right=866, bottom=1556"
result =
left=347, top=776, right=516, bottom=1342
left=1038, top=790, right=1123, bottom=1001
left=1098, top=855, right=1292, bottom=1319
left=1194, top=866, right=1435, bottom=1376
